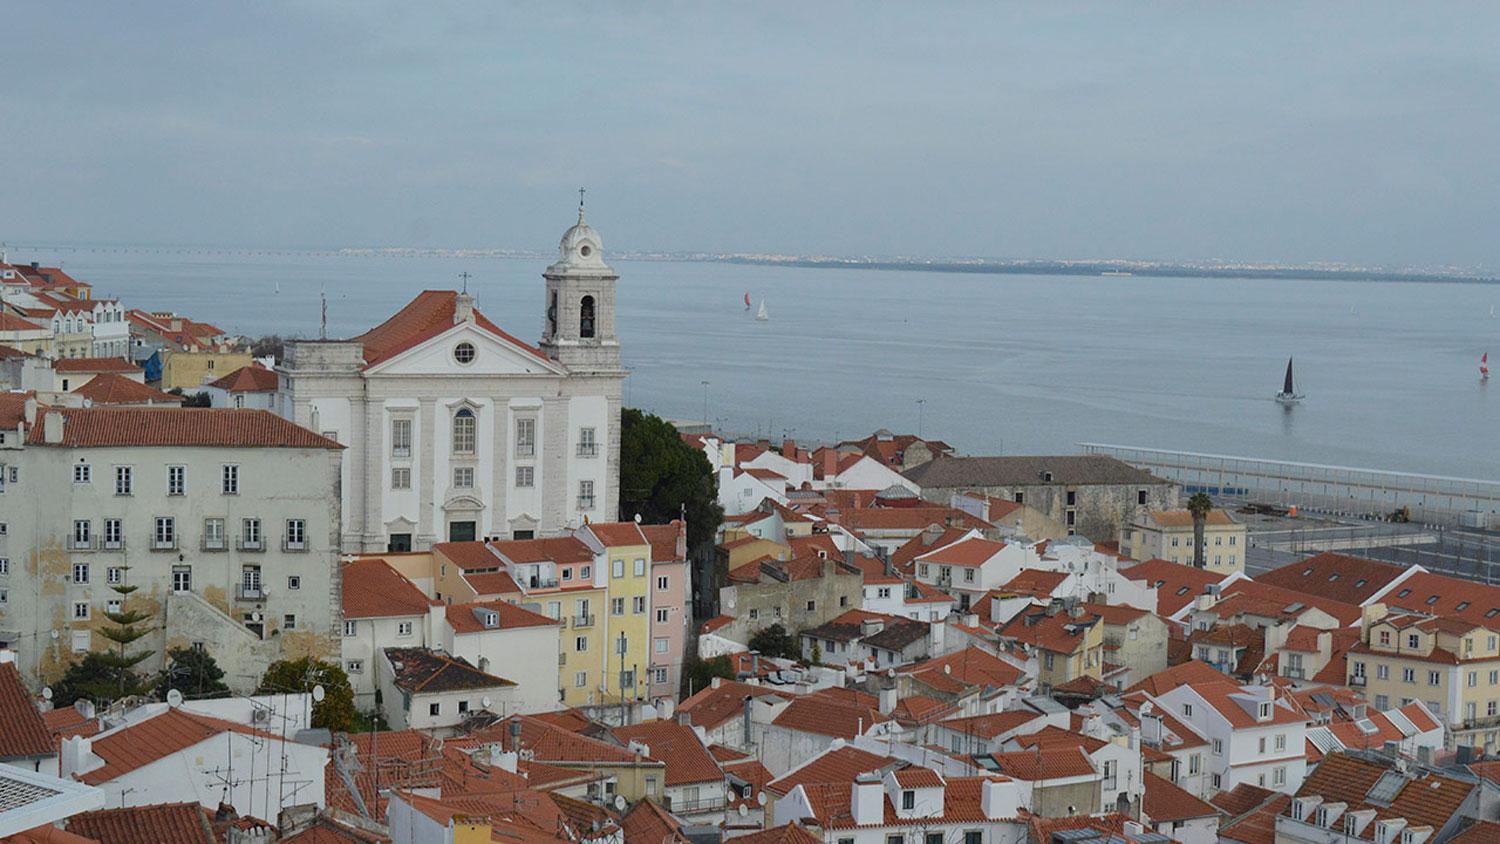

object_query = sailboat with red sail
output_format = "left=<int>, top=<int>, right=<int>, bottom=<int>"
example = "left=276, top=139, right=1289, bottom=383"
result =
left=1483, top=353, right=1490, bottom=382
left=743, top=292, right=751, bottom=310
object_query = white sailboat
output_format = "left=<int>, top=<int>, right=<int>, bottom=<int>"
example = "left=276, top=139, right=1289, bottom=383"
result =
left=756, top=299, right=769, bottom=322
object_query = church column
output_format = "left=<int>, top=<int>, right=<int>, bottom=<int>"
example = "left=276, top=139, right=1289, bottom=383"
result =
left=541, top=395, right=569, bottom=534
left=344, top=397, right=368, bottom=552
left=604, top=390, right=622, bottom=523
left=489, top=397, right=509, bottom=539
left=362, top=395, right=385, bottom=552
left=417, top=398, right=438, bottom=547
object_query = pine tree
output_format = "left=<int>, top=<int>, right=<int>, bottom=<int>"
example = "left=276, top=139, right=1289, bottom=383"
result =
left=92, top=563, right=155, bottom=701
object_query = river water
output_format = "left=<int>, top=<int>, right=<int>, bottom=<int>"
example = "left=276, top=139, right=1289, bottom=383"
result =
left=19, top=247, right=1500, bottom=480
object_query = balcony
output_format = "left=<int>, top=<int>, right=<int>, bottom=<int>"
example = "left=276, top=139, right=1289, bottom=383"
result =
left=1462, top=713, right=1500, bottom=730
left=577, top=496, right=596, bottom=511
left=237, top=585, right=265, bottom=602
left=151, top=538, right=178, bottom=551
left=526, top=576, right=560, bottom=590
left=665, top=795, right=726, bottom=814
left=1282, top=667, right=1305, bottom=680
left=282, top=539, right=307, bottom=552
left=101, top=538, right=124, bottom=551
left=573, top=614, right=595, bottom=628
left=202, top=536, right=226, bottom=551
left=576, top=443, right=598, bottom=458
left=68, top=537, right=96, bottom=551
left=237, top=538, right=265, bottom=552
left=516, top=443, right=536, bottom=458
left=1350, top=675, right=1367, bottom=687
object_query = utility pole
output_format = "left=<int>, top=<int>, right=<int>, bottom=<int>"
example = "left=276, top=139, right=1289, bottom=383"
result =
left=700, top=380, right=710, bottom=427
left=916, top=398, right=925, bottom=438
left=618, top=632, right=628, bottom=727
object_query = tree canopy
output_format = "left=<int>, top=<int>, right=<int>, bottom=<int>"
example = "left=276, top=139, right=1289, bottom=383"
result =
left=157, top=646, right=230, bottom=700
left=680, top=654, right=735, bottom=698
left=748, top=623, right=800, bottom=660
left=256, top=657, right=356, bottom=732
left=619, top=408, right=723, bottom=550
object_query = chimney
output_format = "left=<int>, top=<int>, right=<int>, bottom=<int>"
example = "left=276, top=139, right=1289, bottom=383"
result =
left=822, top=449, right=837, bottom=481
left=60, top=735, right=100, bottom=778
left=742, top=696, right=754, bottom=746
left=782, top=439, right=796, bottom=459
left=22, top=396, right=37, bottom=426
left=42, top=410, right=64, bottom=444
left=852, top=773, right=884, bottom=825
left=494, top=750, right=519, bottom=773
left=878, top=681, right=897, bottom=715
left=981, top=776, right=1017, bottom=820
left=30, top=261, right=39, bottom=270
left=861, top=618, right=885, bottom=637
left=673, top=519, right=687, bottom=560
left=454, top=291, right=476, bottom=325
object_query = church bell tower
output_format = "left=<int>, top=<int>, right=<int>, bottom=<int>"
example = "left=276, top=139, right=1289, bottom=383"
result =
left=540, top=195, right=622, bottom=373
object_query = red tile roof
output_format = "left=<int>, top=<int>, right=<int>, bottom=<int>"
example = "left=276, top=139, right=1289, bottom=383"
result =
left=0, top=312, right=43, bottom=331
left=1216, top=579, right=1363, bottom=626
left=0, top=662, right=53, bottom=759
left=27, top=408, right=340, bottom=449
left=1143, top=771, right=1216, bottom=822
left=52, top=357, right=141, bottom=374
left=445, top=600, right=560, bottom=634
left=66, top=802, right=215, bottom=844
left=935, top=710, right=1042, bottom=740
left=71, top=374, right=182, bottom=406
left=1219, top=793, right=1291, bottom=844
left=999, top=569, right=1071, bottom=597
left=342, top=557, right=439, bottom=619
left=1189, top=681, right=1308, bottom=729
left=584, top=522, right=648, bottom=548
left=1126, top=660, right=1228, bottom=696
left=837, top=507, right=992, bottom=533
left=799, top=776, right=1012, bottom=830
left=1256, top=552, right=1407, bottom=605
left=612, top=720, right=722, bottom=786
left=78, top=708, right=281, bottom=785
left=768, top=746, right=901, bottom=796
left=1120, top=558, right=1227, bottom=615
left=641, top=521, right=686, bottom=562
left=1294, top=753, right=1475, bottom=840
left=986, top=747, right=1096, bottom=780
left=384, top=647, right=515, bottom=693
left=475, top=715, right=656, bottom=766
left=997, top=607, right=1098, bottom=655
left=1376, top=571, right=1500, bottom=628
left=698, top=615, right=735, bottom=635
left=1211, top=782, right=1280, bottom=819
left=771, top=694, right=888, bottom=739
left=677, top=680, right=790, bottom=732
left=488, top=536, right=595, bottom=566
left=897, top=646, right=1025, bottom=690
left=915, top=537, right=1008, bottom=567
left=354, top=290, right=547, bottom=368
left=728, top=823, right=822, bottom=844
left=620, top=799, right=688, bottom=844
left=207, top=365, right=279, bottom=393
left=462, top=570, right=522, bottom=596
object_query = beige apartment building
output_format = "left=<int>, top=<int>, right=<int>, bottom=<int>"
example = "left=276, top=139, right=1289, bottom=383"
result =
left=1347, top=604, right=1500, bottom=750
left=1119, top=508, right=1246, bottom=574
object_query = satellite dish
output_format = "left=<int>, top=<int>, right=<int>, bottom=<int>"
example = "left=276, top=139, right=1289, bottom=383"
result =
left=166, top=689, right=184, bottom=707
left=634, top=513, right=642, bottom=523
left=481, top=696, right=493, bottom=709
left=738, top=804, right=748, bottom=818
left=757, top=791, right=766, bottom=806
left=1139, top=701, right=1154, bottom=716
left=41, top=686, right=53, bottom=701
left=312, top=684, right=326, bottom=703
left=74, top=699, right=95, bottom=718
left=886, top=668, right=895, bottom=678
left=612, top=794, right=627, bottom=811
left=49, top=630, right=59, bottom=640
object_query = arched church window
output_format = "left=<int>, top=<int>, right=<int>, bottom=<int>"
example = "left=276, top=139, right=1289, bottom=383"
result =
left=547, top=291, right=558, bottom=336
left=452, top=408, right=476, bottom=455
left=580, top=295, right=596, bottom=339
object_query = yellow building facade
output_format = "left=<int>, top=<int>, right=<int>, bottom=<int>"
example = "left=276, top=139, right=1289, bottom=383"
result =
left=1120, top=509, right=1246, bottom=574
left=161, top=348, right=253, bottom=390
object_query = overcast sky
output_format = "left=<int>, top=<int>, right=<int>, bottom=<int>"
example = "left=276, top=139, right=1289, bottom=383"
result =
left=5, top=3, right=1499, bottom=266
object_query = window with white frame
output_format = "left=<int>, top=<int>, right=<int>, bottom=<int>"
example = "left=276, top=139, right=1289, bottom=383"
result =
left=391, top=418, right=412, bottom=458
left=344, top=620, right=357, bottom=637
left=283, top=614, right=297, bottom=630
left=398, top=621, right=413, bottom=637
left=103, top=519, right=122, bottom=549
left=72, top=563, right=89, bottom=584
left=72, top=519, right=91, bottom=549
left=656, top=608, right=669, bottom=624
left=172, top=566, right=191, bottom=593
left=515, top=465, right=534, bottom=487
left=577, top=427, right=597, bottom=457
left=114, top=465, right=133, bottom=495
left=222, top=464, right=239, bottom=494
left=287, top=575, right=301, bottom=590
left=106, top=566, right=123, bottom=585
left=203, top=518, right=224, bottom=549
left=347, top=660, right=364, bottom=674
left=285, top=519, right=306, bottom=549
left=73, top=463, right=91, bottom=484
left=516, top=417, right=536, bottom=456
left=241, top=518, right=262, bottom=548
left=392, top=467, right=411, bottom=489
left=634, top=558, right=645, bottom=577
left=0, top=558, right=8, bottom=575
left=578, top=480, right=595, bottom=510
left=453, top=466, right=474, bottom=488
left=656, top=575, right=669, bottom=591
left=154, top=516, right=175, bottom=548
left=633, top=596, right=646, bottom=613
left=452, top=408, right=476, bottom=455
left=73, top=601, right=90, bottom=620
left=167, top=465, right=185, bottom=496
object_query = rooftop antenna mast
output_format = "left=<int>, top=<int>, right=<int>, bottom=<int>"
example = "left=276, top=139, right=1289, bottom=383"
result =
left=459, top=272, right=471, bottom=294
left=320, top=286, right=328, bottom=340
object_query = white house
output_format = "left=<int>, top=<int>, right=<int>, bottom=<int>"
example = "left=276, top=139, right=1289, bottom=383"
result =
left=277, top=207, right=626, bottom=551
left=773, top=769, right=1026, bottom=844
left=202, top=364, right=279, bottom=409
left=719, top=467, right=790, bottom=515
left=340, top=556, right=442, bottom=705
left=378, top=646, right=518, bottom=735
left=913, top=537, right=1035, bottom=610
left=1152, top=680, right=1309, bottom=795
left=59, top=706, right=328, bottom=822
left=440, top=599, right=562, bottom=716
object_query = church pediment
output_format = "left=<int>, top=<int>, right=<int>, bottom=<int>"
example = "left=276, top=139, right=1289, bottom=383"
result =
left=367, top=322, right=566, bottom=378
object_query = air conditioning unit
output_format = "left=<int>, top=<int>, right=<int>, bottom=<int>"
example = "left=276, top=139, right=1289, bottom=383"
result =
left=251, top=708, right=271, bottom=725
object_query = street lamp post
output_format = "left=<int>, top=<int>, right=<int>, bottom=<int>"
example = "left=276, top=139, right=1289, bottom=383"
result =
left=916, top=399, right=925, bottom=438
left=700, top=380, right=710, bottom=429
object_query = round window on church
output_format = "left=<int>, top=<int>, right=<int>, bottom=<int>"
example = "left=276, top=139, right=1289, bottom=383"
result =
left=579, top=244, right=592, bottom=257
left=453, top=342, right=476, bottom=365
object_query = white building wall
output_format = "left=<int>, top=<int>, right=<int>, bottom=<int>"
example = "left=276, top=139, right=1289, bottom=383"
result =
left=442, top=624, right=562, bottom=716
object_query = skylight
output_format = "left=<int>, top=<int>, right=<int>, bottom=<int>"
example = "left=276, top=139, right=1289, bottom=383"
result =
left=1364, top=770, right=1407, bottom=806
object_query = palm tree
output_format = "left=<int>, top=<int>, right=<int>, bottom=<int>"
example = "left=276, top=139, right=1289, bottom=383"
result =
left=1187, top=492, right=1213, bottom=569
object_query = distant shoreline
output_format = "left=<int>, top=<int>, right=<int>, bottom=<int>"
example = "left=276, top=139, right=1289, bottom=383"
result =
left=10, top=241, right=1498, bottom=285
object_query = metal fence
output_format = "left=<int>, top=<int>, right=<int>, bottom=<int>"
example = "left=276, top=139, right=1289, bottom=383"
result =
left=1079, top=443, right=1500, bottom=529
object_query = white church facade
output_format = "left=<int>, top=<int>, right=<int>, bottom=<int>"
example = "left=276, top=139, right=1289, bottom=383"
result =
left=276, top=208, right=626, bottom=552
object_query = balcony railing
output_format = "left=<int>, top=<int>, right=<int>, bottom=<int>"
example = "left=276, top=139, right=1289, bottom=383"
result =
left=69, top=537, right=95, bottom=551
left=1462, top=713, right=1500, bottom=730
left=666, top=795, right=727, bottom=814
left=1350, top=675, right=1367, bottom=686
left=237, top=586, right=264, bottom=601
left=526, top=576, right=559, bottom=590
left=577, top=443, right=598, bottom=458
left=152, top=537, right=178, bottom=551
left=572, top=614, right=595, bottom=628
left=1282, top=667, right=1305, bottom=680
left=577, top=496, right=596, bottom=511
left=282, top=539, right=307, bottom=552
left=516, top=442, right=536, bottom=458
left=202, top=536, right=226, bottom=551
left=237, top=538, right=264, bottom=552
left=101, top=538, right=124, bottom=551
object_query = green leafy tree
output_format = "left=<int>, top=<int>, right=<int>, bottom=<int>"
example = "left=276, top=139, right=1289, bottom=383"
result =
left=257, top=657, right=356, bottom=732
left=680, top=655, right=735, bottom=698
left=748, top=623, right=800, bottom=660
left=1187, top=492, right=1214, bottom=569
left=51, top=653, right=126, bottom=708
left=157, top=646, right=230, bottom=700
left=619, top=408, right=723, bottom=551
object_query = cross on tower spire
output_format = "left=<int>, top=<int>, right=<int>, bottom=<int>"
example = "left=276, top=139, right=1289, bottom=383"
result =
left=458, top=271, right=472, bottom=294
left=578, top=187, right=586, bottom=222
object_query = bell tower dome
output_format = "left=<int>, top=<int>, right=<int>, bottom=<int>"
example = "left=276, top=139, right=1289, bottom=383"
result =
left=540, top=195, right=622, bottom=373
